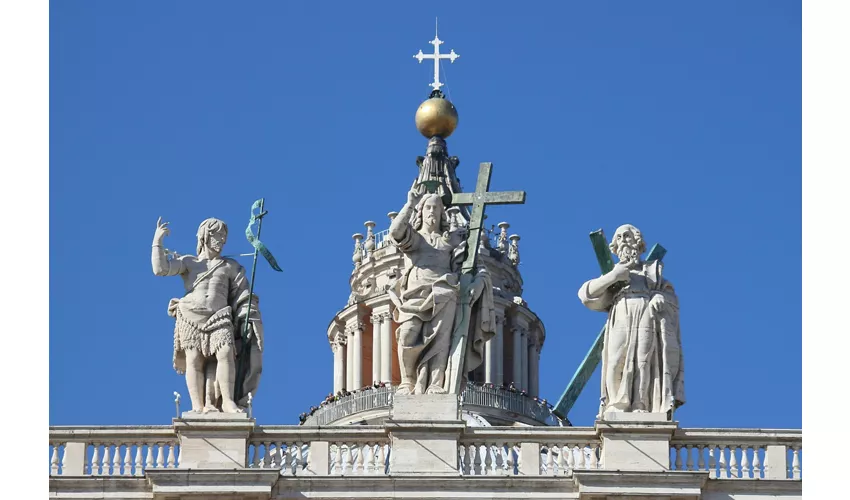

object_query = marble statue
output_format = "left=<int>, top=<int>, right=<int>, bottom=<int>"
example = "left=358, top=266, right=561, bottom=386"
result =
left=578, top=224, right=685, bottom=415
left=152, top=217, right=264, bottom=414
left=388, top=183, right=495, bottom=395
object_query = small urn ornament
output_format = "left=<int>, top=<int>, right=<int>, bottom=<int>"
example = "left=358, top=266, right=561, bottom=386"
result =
left=364, top=221, right=376, bottom=258
left=352, top=233, right=364, bottom=267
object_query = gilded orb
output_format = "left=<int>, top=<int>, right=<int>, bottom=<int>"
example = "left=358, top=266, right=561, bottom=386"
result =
left=415, top=97, right=459, bottom=139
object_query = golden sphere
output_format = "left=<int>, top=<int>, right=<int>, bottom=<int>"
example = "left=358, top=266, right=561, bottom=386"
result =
left=415, top=97, right=459, bottom=138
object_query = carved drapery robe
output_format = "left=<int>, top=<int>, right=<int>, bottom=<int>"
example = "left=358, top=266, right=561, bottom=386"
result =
left=389, top=224, right=495, bottom=392
left=579, top=260, right=685, bottom=414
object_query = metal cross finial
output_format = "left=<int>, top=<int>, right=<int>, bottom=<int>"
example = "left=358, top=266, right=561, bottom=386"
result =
left=413, top=20, right=460, bottom=91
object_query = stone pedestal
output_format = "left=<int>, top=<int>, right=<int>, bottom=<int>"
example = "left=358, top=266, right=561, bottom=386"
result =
left=386, top=394, right=465, bottom=476
left=174, top=412, right=255, bottom=469
left=595, top=412, right=677, bottom=472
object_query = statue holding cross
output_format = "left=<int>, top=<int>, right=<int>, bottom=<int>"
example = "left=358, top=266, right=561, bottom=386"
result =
left=578, top=224, right=686, bottom=416
left=388, top=163, right=525, bottom=395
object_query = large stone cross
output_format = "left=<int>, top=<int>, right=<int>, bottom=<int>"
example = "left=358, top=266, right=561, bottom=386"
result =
left=445, top=162, right=526, bottom=394
left=552, top=229, right=667, bottom=419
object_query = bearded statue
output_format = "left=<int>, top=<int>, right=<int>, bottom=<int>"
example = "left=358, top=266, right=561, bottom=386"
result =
left=578, top=224, right=685, bottom=416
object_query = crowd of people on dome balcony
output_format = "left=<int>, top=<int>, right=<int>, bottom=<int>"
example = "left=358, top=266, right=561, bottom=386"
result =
left=297, top=381, right=558, bottom=425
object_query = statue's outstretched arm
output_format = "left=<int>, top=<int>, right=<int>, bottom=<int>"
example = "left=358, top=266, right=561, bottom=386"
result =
left=151, top=217, right=186, bottom=277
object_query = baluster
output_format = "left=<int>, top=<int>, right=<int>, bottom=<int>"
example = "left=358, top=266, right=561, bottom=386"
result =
left=545, top=444, right=554, bottom=475
left=752, top=445, right=762, bottom=478
left=686, top=445, right=694, bottom=471
left=260, top=441, right=271, bottom=469
left=472, top=444, right=481, bottom=475
left=134, top=443, right=143, bottom=477
left=50, top=444, right=60, bottom=476
left=156, top=443, right=165, bottom=469
left=589, top=443, right=599, bottom=469
left=552, top=443, right=569, bottom=476
left=166, top=443, right=176, bottom=468
left=718, top=445, right=728, bottom=478
left=285, top=442, right=295, bottom=475
left=464, top=444, right=473, bottom=475
left=366, top=443, right=375, bottom=474
left=697, top=445, right=705, bottom=472
left=551, top=443, right=562, bottom=475
left=112, top=444, right=121, bottom=475
left=741, top=445, right=751, bottom=478
left=102, top=444, right=112, bottom=476
left=495, top=443, right=505, bottom=475
left=484, top=444, right=494, bottom=476
left=122, top=445, right=132, bottom=475
left=674, top=444, right=683, bottom=470
left=565, top=444, right=575, bottom=476
left=792, top=446, right=801, bottom=479
left=145, top=443, right=154, bottom=471
left=344, top=443, right=355, bottom=475
left=272, top=442, right=282, bottom=472
left=507, top=444, right=516, bottom=475
left=355, top=443, right=365, bottom=475
left=330, top=444, right=339, bottom=475
left=708, top=445, right=717, bottom=479
left=297, top=442, right=306, bottom=474
left=729, top=445, right=739, bottom=478
left=90, top=444, right=101, bottom=476
left=577, top=444, right=587, bottom=470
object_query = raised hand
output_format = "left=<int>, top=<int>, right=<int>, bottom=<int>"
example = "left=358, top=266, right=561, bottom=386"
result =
left=407, top=180, right=424, bottom=205
left=154, top=216, right=171, bottom=244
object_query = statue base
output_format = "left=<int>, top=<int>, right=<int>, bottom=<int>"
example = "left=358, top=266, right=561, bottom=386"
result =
left=595, top=412, right=678, bottom=472
left=386, top=394, right=465, bottom=476
left=173, top=413, right=255, bottom=469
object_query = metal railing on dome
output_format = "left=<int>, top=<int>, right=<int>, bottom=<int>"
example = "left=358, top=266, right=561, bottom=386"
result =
left=302, top=383, right=560, bottom=427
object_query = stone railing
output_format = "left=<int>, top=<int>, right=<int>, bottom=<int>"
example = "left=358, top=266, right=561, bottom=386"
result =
left=49, top=425, right=801, bottom=481
left=49, top=426, right=179, bottom=476
left=303, top=383, right=558, bottom=427
left=248, top=426, right=390, bottom=476
left=459, top=427, right=601, bottom=476
left=669, top=428, right=802, bottom=479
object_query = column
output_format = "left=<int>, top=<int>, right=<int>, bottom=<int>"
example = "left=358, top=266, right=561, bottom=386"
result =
left=352, top=323, right=363, bottom=390
left=371, top=313, right=381, bottom=384
left=529, top=343, right=539, bottom=397
left=333, top=336, right=345, bottom=394
left=494, top=313, right=504, bottom=386
left=345, top=328, right=354, bottom=390
left=512, top=325, right=522, bottom=388
left=380, top=312, right=392, bottom=383
left=520, top=328, right=528, bottom=392
left=484, top=337, right=494, bottom=384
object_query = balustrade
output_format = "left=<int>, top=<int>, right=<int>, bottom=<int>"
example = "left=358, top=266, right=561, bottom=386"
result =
left=670, top=429, right=801, bottom=479
left=49, top=427, right=178, bottom=476
left=50, top=426, right=801, bottom=481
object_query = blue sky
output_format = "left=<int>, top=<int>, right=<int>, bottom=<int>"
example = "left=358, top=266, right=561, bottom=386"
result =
left=49, top=1, right=800, bottom=428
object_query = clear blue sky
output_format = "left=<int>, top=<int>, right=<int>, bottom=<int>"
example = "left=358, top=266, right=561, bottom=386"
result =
left=49, top=1, right=800, bottom=428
